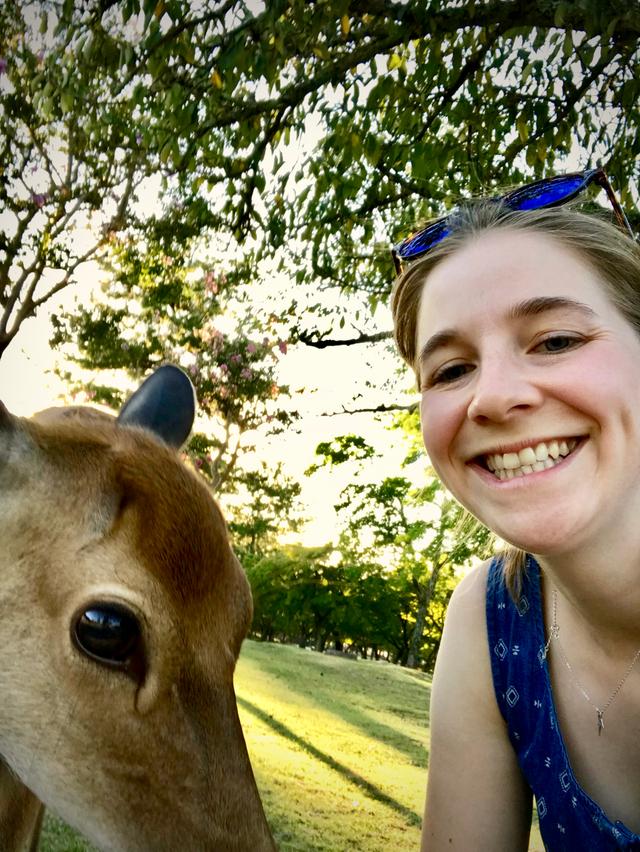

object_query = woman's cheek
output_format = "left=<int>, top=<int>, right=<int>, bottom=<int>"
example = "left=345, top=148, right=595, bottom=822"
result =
left=420, top=393, right=461, bottom=472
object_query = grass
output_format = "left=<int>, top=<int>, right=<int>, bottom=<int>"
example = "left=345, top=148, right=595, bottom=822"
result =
left=39, top=639, right=543, bottom=850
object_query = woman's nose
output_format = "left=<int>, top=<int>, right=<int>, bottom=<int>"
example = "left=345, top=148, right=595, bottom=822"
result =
left=467, top=361, right=543, bottom=424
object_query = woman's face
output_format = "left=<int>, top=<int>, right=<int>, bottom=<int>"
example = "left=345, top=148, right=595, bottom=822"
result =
left=416, top=228, right=640, bottom=555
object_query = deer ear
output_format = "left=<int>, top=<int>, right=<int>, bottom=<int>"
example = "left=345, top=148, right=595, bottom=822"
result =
left=0, top=401, right=18, bottom=441
left=0, top=402, right=15, bottom=455
left=117, top=365, right=195, bottom=448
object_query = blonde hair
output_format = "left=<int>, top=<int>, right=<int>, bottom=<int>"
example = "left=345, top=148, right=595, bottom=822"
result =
left=391, top=202, right=640, bottom=596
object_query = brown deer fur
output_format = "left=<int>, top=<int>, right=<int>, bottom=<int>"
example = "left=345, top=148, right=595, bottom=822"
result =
left=0, top=402, right=275, bottom=851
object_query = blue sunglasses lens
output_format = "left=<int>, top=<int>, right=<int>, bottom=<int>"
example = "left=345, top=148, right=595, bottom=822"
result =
left=399, top=220, right=451, bottom=259
left=505, top=174, right=590, bottom=211
left=393, top=170, right=616, bottom=267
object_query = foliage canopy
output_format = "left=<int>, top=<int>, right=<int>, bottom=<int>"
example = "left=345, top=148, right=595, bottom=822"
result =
left=1, top=0, right=639, bottom=353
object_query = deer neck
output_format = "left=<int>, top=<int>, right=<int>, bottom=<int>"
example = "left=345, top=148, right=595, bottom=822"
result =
left=0, top=759, right=45, bottom=852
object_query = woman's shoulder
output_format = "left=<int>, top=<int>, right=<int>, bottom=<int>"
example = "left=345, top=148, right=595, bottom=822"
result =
left=426, top=559, right=533, bottom=849
left=445, top=558, right=493, bottom=627
left=435, top=560, right=494, bottom=688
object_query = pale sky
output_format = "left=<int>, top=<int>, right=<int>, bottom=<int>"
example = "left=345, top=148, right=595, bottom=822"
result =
left=0, top=271, right=417, bottom=548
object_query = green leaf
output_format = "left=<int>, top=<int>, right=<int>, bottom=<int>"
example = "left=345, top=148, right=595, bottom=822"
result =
left=60, top=90, right=74, bottom=112
left=517, top=116, right=529, bottom=143
left=563, top=33, right=574, bottom=59
left=554, top=2, right=568, bottom=27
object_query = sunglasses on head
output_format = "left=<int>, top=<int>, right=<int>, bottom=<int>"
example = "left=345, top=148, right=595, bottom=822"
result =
left=391, top=168, right=635, bottom=275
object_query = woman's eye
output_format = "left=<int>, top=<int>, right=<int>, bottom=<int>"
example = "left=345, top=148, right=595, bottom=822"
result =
left=429, top=362, right=472, bottom=386
left=535, top=334, right=583, bottom=353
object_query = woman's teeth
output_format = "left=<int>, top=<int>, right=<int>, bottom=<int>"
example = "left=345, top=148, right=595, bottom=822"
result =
left=485, top=439, right=578, bottom=480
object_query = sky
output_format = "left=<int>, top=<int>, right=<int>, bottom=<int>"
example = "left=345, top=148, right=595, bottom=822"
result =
left=0, top=263, right=418, bottom=548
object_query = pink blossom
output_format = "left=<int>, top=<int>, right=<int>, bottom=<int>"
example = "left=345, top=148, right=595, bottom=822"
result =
left=204, top=271, right=218, bottom=293
left=241, top=368, right=253, bottom=380
left=32, top=193, right=46, bottom=208
left=219, top=363, right=229, bottom=373
left=246, top=341, right=257, bottom=354
left=195, top=458, right=203, bottom=468
left=230, top=353, right=242, bottom=364
left=203, top=325, right=224, bottom=349
left=278, top=340, right=288, bottom=355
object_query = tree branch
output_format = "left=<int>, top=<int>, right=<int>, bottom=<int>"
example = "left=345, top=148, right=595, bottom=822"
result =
left=298, top=330, right=392, bottom=348
left=322, top=402, right=417, bottom=416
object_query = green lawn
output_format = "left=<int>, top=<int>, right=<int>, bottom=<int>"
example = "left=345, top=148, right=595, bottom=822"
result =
left=39, top=639, right=543, bottom=850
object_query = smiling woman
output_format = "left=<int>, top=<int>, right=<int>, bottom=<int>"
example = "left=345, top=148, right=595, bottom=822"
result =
left=391, top=190, right=640, bottom=851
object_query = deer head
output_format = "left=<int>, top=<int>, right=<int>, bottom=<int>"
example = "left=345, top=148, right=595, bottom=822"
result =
left=0, top=366, right=275, bottom=851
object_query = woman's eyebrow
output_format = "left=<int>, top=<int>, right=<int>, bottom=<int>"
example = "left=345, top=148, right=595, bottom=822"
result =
left=418, top=330, right=460, bottom=367
left=418, top=297, right=598, bottom=369
left=508, top=296, right=598, bottom=320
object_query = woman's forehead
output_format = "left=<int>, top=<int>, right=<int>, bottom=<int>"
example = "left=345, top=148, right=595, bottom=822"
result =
left=416, top=228, right=609, bottom=334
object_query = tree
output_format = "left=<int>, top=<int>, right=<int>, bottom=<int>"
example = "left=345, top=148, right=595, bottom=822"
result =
left=247, top=544, right=347, bottom=650
left=2, top=0, right=638, bottom=359
left=333, top=474, right=464, bottom=667
left=226, top=462, right=305, bottom=562
left=327, top=413, right=492, bottom=668
left=50, top=209, right=298, bottom=491
left=0, top=0, right=144, bottom=357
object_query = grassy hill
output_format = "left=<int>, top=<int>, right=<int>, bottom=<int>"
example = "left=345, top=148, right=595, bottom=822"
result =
left=39, top=639, right=542, bottom=850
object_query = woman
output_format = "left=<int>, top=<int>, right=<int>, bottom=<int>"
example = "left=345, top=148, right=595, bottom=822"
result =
left=390, top=170, right=640, bottom=850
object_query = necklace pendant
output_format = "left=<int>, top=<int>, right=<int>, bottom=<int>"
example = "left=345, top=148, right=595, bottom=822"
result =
left=597, top=710, right=604, bottom=736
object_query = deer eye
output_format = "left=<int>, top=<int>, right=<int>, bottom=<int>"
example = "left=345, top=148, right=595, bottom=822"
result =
left=73, top=603, right=141, bottom=667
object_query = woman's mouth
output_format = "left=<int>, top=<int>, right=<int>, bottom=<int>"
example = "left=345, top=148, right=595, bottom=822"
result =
left=476, top=437, right=584, bottom=481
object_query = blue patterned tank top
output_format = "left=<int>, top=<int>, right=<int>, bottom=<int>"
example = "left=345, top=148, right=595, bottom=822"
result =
left=486, top=556, right=640, bottom=850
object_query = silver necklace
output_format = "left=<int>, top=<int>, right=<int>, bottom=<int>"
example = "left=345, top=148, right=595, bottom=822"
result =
left=542, top=590, right=640, bottom=736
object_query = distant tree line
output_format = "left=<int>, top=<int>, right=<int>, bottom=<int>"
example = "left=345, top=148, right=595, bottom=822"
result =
left=238, top=426, right=492, bottom=671
left=245, top=544, right=449, bottom=670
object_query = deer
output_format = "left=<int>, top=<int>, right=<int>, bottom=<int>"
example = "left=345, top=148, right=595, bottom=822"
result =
left=0, top=365, right=276, bottom=852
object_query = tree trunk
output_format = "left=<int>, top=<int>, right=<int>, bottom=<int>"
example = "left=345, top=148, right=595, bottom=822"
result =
left=407, top=554, right=445, bottom=668
left=314, top=629, right=326, bottom=652
left=407, top=599, right=428, bottom=669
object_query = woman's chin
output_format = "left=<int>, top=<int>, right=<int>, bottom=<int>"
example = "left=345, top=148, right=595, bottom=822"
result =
left=487, top=513, right=584, bottom=557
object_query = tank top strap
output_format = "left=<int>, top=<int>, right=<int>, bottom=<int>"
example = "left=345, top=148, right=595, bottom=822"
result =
left=485, top=555, right=545, bottom=742
left=485, top=555, right=640, bottom=850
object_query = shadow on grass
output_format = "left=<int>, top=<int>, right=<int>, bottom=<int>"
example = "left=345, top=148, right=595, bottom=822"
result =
left=40, top=812, right=96, bottom=852
left=240, top=644, right=429, bottom=767
left=238, top=696, right=422, bottom=828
